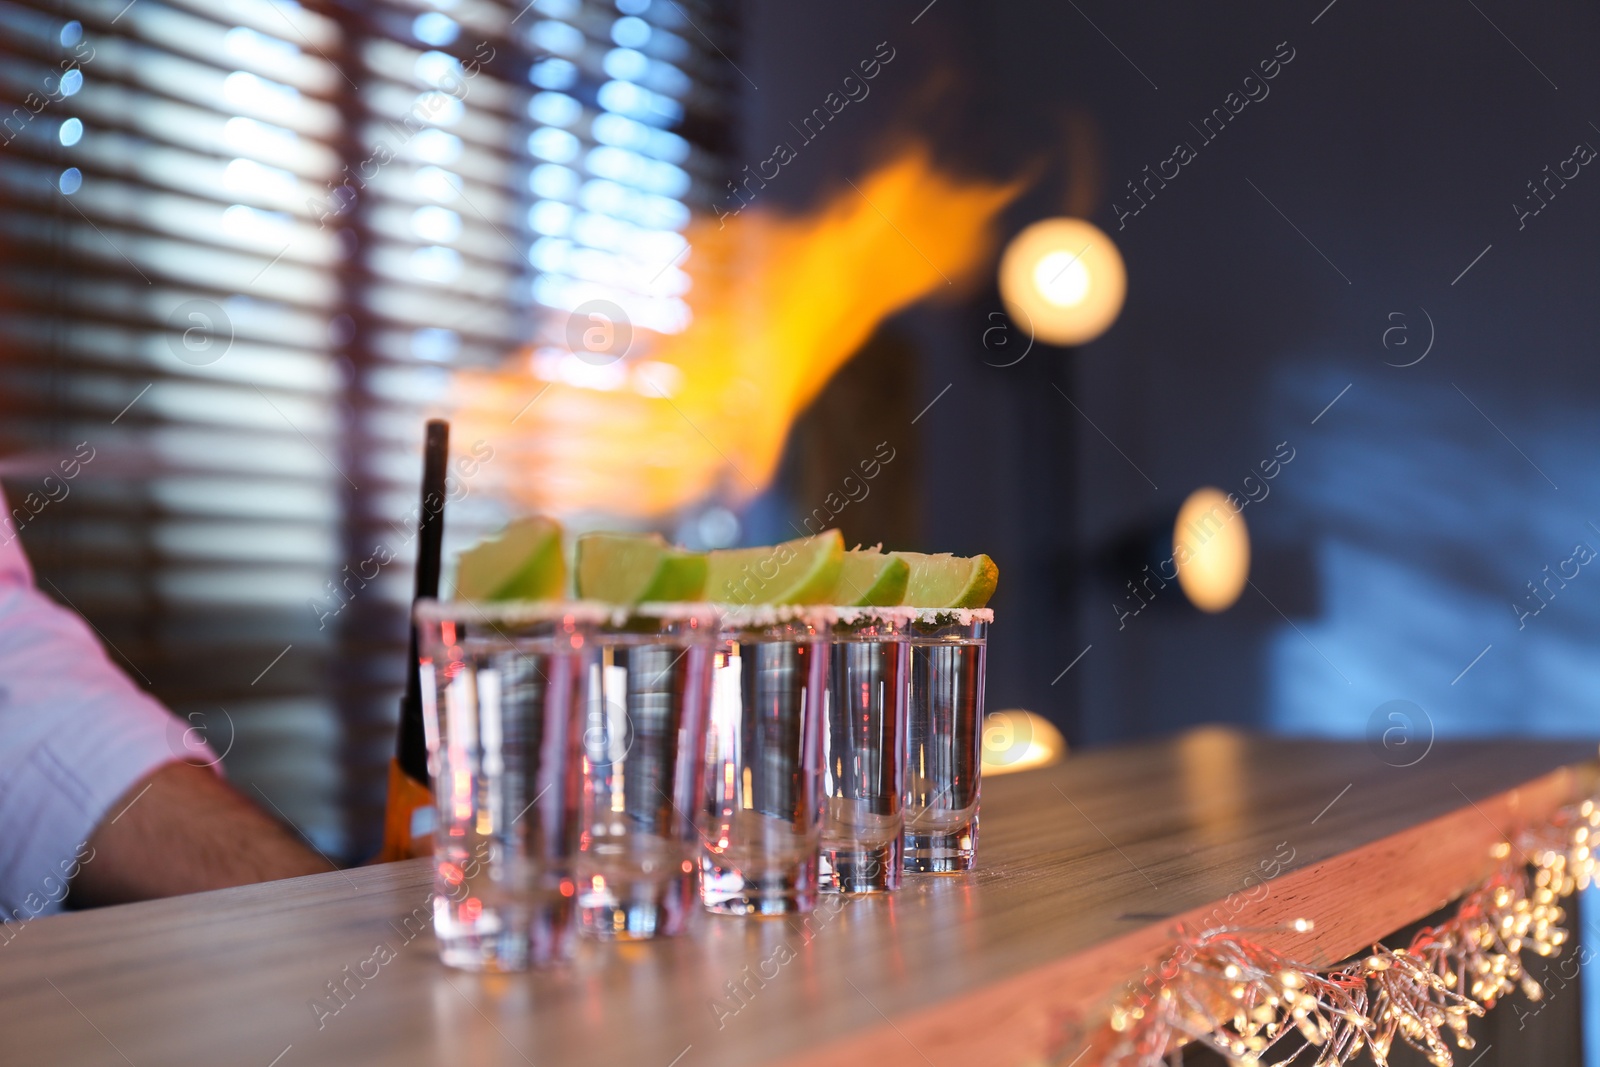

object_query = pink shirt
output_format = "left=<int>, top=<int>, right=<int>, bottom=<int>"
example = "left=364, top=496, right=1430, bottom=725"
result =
left=0, top=488, right=202, bottom=920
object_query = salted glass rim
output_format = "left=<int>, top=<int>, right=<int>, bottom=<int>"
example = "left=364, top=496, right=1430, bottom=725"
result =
left=840, top=605, right=993, bottom=626
left=713, top=604, right=993, bottom=628
left=414, top=599, right=991, bottom=628
left=413, top=597, right=613, bottom=626
left=414, top=598, right=725, bottom=627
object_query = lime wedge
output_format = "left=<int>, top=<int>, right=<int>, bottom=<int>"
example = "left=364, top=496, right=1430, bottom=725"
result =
left=705, top=530, right=844, bottom=604
left=829, top=549, right=910, bottom=606
left=454, top=516, right=566, bottom=600
left=893, top=551, right=999, bottom=608
left=575, top=531, right=707, bottom=604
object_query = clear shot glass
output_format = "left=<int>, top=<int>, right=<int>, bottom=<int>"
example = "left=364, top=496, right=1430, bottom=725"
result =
left=820, top=608, right=909, bottom=893
left=700, top=607, right=828, bottom=916
left=576, top=604, right=717, bottom=939
left=902, top=610, right=992, bottom=873
left=415, top=600, right=600, bottom=972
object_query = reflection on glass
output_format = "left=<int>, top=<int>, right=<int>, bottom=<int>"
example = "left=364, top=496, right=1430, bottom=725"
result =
left=820, top=613, right=907, bottom=894
left=903, top=615, right=989, bottom=873
left=701, top=614, right=827, bottom=916
left=577, top=608, right=715, bottom=939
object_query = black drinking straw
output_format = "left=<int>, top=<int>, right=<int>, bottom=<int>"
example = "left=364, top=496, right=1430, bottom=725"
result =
left=397, top=419, right=449, bottom=784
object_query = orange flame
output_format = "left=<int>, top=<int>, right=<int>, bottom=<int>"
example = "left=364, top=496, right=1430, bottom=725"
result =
left=452, top=146, right=1021, bottom=520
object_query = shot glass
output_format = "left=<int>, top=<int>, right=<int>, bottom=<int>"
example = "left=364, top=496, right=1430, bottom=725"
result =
left=576, top=604, right=717, bottom=939
left=700, top=607, right=828, bottom=916
left=902, top=610, right=992, bottom=873
left=820, top=608, right=909, bottom=893
left=415, top=600, right=601, bottom=972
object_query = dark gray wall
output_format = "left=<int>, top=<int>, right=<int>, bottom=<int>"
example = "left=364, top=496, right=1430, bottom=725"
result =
left=741, top=0, right=1600, bottom=747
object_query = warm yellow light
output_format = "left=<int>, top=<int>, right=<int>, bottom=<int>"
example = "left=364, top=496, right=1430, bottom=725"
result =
left=1034, top=250, right=1090, bottom=306
left=998, top=217, right=1126, bottom=346
left=1173, top=487, right=1250, bottom=613
left=981, top=709, right=1066, bottom=776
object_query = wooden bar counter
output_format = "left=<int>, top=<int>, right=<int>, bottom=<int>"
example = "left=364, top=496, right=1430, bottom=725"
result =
left=5, top=728, right=1595, bottom=1066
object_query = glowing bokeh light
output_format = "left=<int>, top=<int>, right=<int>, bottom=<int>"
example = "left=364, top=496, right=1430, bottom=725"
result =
left=981, top=709, right=1067, bottom=776
left=1173, top=487, right=1250, bottom=613
left=998, top=217, right=1126, bottom=346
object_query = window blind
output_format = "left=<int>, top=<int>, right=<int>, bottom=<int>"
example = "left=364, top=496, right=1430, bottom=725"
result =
left=0, top=0, right=733, bottom=859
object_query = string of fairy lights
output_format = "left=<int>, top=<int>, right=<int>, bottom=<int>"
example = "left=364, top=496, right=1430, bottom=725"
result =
left=1082, top=798, right=1600, bottom=1066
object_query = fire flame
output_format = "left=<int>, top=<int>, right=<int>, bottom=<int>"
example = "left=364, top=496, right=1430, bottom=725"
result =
left=451, top=146, right=1021, bottom=520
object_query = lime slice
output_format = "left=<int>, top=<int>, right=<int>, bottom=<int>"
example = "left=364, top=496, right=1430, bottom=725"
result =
left=455, top=516, right=566, bottom=600
left=829, top=549, right=910, bottom=606
left=575, top=531, right=707, bottom=604
left=893, top=551, right=999, bottom=608
left=705, top=530, right=844, bottom=604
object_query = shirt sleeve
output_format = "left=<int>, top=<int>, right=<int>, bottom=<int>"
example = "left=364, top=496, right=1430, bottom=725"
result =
left=0, top=485, right=212, bottom=920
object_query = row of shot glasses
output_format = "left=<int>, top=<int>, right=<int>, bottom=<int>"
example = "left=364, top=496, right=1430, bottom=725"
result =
left=415, top=599, right=990, bottom=972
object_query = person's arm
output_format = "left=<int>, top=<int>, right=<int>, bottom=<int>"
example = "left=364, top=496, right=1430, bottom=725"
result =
left=0, top=484, right=331, bottom=919
left=69, top=761, right=333, bottom=908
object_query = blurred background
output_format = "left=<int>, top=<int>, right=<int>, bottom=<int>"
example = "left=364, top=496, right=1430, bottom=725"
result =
left=2, top=0, right=1598, bottom=862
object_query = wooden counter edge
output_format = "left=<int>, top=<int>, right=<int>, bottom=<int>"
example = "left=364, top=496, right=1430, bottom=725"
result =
left=771, top=761, right=1595, bottom=1067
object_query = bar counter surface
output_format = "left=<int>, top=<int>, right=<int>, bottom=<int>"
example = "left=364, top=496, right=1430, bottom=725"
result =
left=6, top=728, right=1595, bottom=1067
